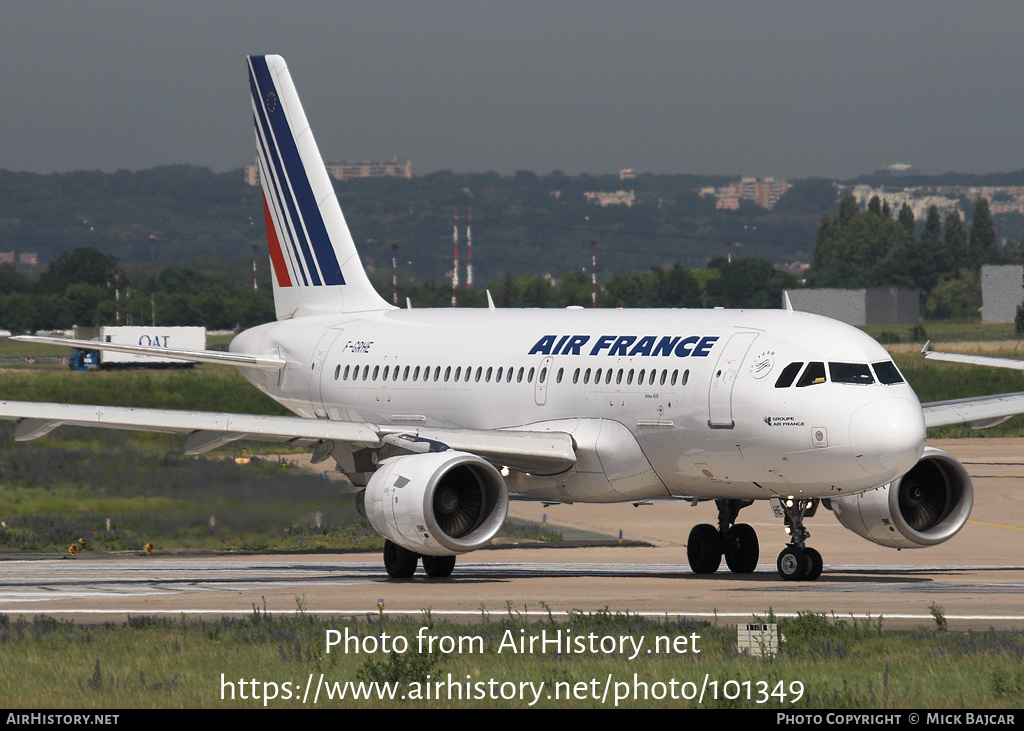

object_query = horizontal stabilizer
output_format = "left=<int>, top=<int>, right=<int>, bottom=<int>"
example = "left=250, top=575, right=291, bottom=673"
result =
left=13, top=335, right=286, bottom=370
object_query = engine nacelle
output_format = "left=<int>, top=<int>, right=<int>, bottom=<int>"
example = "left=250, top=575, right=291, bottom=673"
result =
left=830, top=447, right=973, bottom=549
left=358, top=451, right=508, bottom=556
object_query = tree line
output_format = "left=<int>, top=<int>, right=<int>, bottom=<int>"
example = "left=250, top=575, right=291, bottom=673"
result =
left=0, top=247, right=274, bottom=333
left=809, top=194, right=1016, bottom=319
left=0, top=246, right=799, bottom=333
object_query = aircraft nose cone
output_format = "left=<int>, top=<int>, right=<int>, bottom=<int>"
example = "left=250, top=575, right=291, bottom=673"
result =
left=849, top=397, right=926, bottom=480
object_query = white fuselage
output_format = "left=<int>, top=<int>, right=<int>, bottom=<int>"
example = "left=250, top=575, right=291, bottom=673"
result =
left=230, top=306, right=927, bottom=504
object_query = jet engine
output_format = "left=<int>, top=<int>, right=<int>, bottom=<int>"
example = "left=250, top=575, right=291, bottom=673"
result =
left=829, top=447, right=973, bottom=549
left=357, top=451, right=508, bottom=556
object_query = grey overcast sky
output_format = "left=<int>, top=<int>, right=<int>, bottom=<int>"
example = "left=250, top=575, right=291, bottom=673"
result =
left=3, top=1, right=1023, bottom=180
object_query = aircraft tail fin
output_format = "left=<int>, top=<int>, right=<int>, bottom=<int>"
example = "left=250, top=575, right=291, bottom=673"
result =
left=247, top=55, right=391, bottom=319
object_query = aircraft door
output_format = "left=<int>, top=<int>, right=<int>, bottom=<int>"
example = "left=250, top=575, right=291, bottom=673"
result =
left=707, top=331, right=758, bottom=429
left=308, top=327, right=344, bottom=418
left=535, top=357, right=552, bottom=406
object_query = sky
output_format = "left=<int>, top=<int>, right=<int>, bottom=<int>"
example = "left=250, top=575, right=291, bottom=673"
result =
left=3, top=1, right=1024, bottom=180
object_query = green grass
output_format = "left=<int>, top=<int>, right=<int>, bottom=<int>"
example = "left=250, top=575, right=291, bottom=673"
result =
left=0, top=364, right=288, bottom=414
left=0, top=339, right=70, bottom=359
left=0, top=424, right=559, bottom=553
left=861, top=320, right=1019, bottom=344
left=0, top=432, right=366, bottom=552
left=0, top=610, right=1020, bottom=708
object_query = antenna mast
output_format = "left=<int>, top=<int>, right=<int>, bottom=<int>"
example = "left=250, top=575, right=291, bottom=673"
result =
left=466, top=207, right=473, bottom=290
left=451, top=208, right=459, bottom=307
left=391, top=244, right=398, bottom=305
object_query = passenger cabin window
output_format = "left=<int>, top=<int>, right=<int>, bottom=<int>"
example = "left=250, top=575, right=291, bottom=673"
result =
left=829, top=362, right=873, bottom=385
left=774, top=362, right=804, bottom=389
left=872, top=361, right=905, bottom=385
left=796, top=362, right=826, bottom=387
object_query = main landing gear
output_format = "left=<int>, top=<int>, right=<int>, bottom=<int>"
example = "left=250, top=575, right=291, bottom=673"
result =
left=686, top=497, right=825, bottom=581
left=383, top=540, right=456, bottom=579
left=687, top=499, right=760, bottom=575
left=774, top=497, right=822, bottom=582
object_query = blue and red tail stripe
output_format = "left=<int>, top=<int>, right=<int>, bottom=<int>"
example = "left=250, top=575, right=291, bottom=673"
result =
left=248, top=55, right=345, bottom=288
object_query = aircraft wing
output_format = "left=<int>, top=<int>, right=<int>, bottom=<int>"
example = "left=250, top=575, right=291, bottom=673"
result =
left=12, top=335, right=286, bottom=371
left=921, top=341, right=1024, bottom=371
left=922, top=392, right=1024, bottom=429
left=919, top=342, right=1024, bottom=427
left=0, top=400, right=577, bottom=474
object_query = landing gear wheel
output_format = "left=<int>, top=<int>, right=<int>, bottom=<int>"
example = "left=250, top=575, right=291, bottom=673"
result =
left=803, top=547, right=823, bottom=581
left=687, top=523, right=723, bottom=574
left=422, top=555, right=456, bottom=578
left=777, top=546, right=808, bottom=581
left=724, top=523, right=759, bottom=573
left=383, top=540, right=418, bottom=578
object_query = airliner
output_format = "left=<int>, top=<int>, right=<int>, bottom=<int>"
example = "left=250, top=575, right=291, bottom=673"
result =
left=5, top=55, right=1024, bottom=581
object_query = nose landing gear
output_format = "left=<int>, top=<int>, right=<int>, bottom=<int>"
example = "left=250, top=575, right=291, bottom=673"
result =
left=773, top=497, right=822, bottom=581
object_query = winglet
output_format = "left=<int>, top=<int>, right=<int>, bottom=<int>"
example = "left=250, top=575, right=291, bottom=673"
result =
left=921, top=340, right=931, bottom=355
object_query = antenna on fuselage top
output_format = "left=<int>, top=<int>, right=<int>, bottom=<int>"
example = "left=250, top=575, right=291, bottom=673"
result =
left=406, top=297, right=413, bottom=310
left=783, top=290, right=794, bottom=315
left=486, top=290, right=496, bottom=312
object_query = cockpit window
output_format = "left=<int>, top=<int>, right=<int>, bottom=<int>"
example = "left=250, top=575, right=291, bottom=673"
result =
left=774, top=362, right=804, bottom=388
left=872, top=361, right=905, bottom=385
left=795, top=361, right=826, bottom=387
left=829, top=362, right=874, bottom=385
